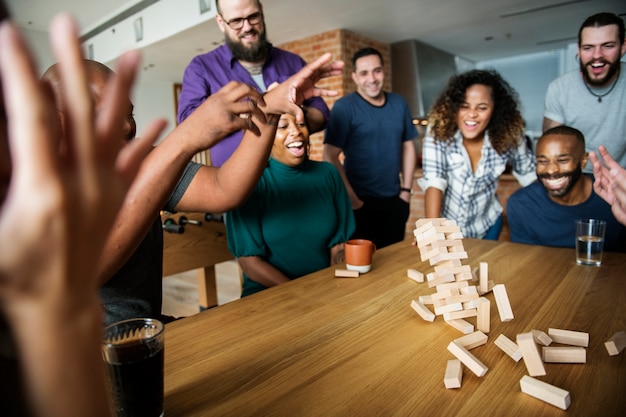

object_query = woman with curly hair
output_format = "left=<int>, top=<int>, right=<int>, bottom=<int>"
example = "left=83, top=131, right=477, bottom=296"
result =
left=418, top=69, right=536, bottom=239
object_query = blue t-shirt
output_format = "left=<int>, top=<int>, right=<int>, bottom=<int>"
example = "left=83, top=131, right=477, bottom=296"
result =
left=507, top=175, right=626, bottom=252
left=324, top=92, right=416, bottom=198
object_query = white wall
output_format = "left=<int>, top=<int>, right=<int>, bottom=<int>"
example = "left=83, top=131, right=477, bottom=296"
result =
left=20, top=28, right=55, bottom=75
left=132, top=78, right=177, bottom=143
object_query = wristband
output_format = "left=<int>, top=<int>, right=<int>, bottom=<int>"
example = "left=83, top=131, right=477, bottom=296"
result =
left=400, top=187, right=411, bottom=193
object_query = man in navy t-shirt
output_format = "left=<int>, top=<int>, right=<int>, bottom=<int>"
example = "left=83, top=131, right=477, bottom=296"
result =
left=507, top=125, right=626, bottom=251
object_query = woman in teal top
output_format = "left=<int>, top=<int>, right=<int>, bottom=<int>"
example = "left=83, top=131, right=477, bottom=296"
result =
left=226, top=113, right=355, bottom=297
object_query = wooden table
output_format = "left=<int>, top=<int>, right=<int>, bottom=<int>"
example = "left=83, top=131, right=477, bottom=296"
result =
left=164, top=239, right=626, bottom=416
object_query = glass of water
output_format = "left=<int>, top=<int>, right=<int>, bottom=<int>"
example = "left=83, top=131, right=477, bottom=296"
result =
left=575, top=219, right=606, bottom=266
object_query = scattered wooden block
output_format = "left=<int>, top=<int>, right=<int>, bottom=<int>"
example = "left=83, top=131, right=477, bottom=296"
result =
left=444, top=359, right=463, bottom=389
left=548, top=328, right=589, bottom=347
left=418, top=294, right=433, bottom=305
left=434, top=302, right=463, bottom=316
left=605, top=331, right=626, bottom=356
left=476, top=297, right=490, bottom=333
left=494, top=334, right=522, bottom=362
left=479, top=262, right=488, bottom=294
left=447, top=341, right=488, bottom=377
left=335, top=269, right=359, bottom=278
left=493, top=284, right=514, bottom=322
left=477, top=280, right=495, bottom=295
left=407, top=268, right=424, bottom=283
left=444, top=308, right=477, bottom=321
left=520, top=375, right=571, bottom=410
left=517, top=332, right=546, bottom=376
left=411, top=300, right=435, bottom=322
left=531, top=329, right=553, bottom=346
left=445, top=318, right=474, bottom=334
left=455, top=331, right=488, bottom=350
left=542, top=346, right=586, bottom=363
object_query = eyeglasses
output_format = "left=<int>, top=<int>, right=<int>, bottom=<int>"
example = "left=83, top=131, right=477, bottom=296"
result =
left=220, top=11, right=263, bottom=30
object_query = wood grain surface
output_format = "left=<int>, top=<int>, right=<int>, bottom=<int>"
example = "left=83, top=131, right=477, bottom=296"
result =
left=164, top=239, right=626, bottom=416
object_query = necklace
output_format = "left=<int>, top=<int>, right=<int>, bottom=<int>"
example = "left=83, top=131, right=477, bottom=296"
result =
left=583, top=73, right=619, bottom=102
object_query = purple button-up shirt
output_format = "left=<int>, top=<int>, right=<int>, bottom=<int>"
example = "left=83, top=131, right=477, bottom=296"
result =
left=178, top=44, right=330, bottom=167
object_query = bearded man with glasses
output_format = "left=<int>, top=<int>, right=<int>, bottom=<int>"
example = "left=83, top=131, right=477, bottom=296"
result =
left=178, top=0, right=330, bottom=167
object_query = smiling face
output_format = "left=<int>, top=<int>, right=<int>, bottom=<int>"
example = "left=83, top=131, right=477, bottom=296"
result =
left=216, top=0, right=268, bottom=63
left=578, top=24, right=626, bottom=86
left=536, top=133, right=587, bottom=201
left=351, top=54, right=385, bottom=104
left=271, top=113, right=309, bottom=167
left=456, top=84, right=493, bottom=142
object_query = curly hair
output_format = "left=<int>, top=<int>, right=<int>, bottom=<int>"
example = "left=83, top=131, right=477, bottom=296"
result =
left=427, top=69, right=524, bottom=154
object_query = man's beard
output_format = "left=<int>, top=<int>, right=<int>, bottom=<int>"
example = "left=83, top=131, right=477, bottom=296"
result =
left=538, top=165, right=583, bottom=198
left=225, top=27, right=271, bottom=63
left=580, top=57, right=620, bottom=86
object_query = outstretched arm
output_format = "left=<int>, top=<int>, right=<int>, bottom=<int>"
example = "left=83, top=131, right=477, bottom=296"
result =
left=589, top=146, right=626, bottom=226
left=0, top=15, right=161, bottom=417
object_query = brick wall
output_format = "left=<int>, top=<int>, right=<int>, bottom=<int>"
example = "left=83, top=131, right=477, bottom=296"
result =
left=278, top=31, right=522, bottom=242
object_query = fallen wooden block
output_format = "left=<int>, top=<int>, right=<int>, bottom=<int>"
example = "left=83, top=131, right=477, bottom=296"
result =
left=410, top=300, right=435, bottom=322
left=517, top=332, right=546, bottom=376
left=532, top=329, right=553, bottom=346
left=605, top=331, right=626, bottom=356
left=445, top=318, right=475, bottom=334
left=444, top=308, right=477, bottom=321
left=434, top=302, right=463, bottom=316
left=548, top=328, right=589, bottom=347
left=494, top=334, right=522, bottom=362
left=520, top=375, right=571, bottom=411
left=493, top=284, right=514, bottom=322
left=542, top=346, right=586, bottom=363
left=447, top=341, right=488, bottom=377
left=476, top=297, right=490, bottom=333
left=335, top=269, right=359, bottom=278
left=418, top=294, right=433, bottom=305
left=455, top=331, right=488, bottom=350
left=407, top=268, right=424, bottom=283
left=444, top=359, right=463, bottom=389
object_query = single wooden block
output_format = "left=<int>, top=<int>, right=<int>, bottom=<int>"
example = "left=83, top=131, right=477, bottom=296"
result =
left=434, top=302, right=463, bottom=316
left=445, top=318, right=475, bottom=334
left=476, top=297, right=490, bottom=333
left=494, top=334, right=522, bottom=362
left=418, top=294, right=433, bottom=305
left=427, top=273, right=455, bottom=288
left=520, top=375, right=571, bottom=410
left=431, top=238, right=464, bottom=249
left=548, top=328, right=589, bottom=347
left=531, top=329, right=553, bottom=346
left=434, top=225, right=462, bottom=234
left=407, top=268, right=424, bottom=283
left=455, top=331, right=488, bottom=350
left=517, top=332, right=546, bottom=376
left=431, top=289, right=454, bottom=301
left=605, top=331, right=626, bottom=356
left=477, top=280, right=495, bottom=295
left=417, top=231, right=446, bottom=248
left=447, top=341, right=488, bottom=377
left=542, top=346, right=586, bottom=363
left=410, top=300, right=435, bottom=322
left=463, top=299, right=480, bottom=309
left=335, top=269, right=359, bottom=278
left=420, top=245, right=447, bottom=262
left=445, top=292, right=479, bottom=305
left=437, top=280, right=469, bottom=293
left=444, top=308, right=477, bottom=321
left=429, top=251, right=468, bottom=265
left=479, top=262, right=488, bottom=294
left=493, top=284, right=514, bottom=322
left=444, top=359, right=463, bottom=389
left=446, top=232, right=464, bottom=240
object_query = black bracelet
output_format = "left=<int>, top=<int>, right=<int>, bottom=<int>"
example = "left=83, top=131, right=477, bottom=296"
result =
left=400, top=187, right=411, bottom=193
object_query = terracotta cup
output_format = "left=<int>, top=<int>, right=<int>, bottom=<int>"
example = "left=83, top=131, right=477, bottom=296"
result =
left=345, top=239, right=376, bottom=273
